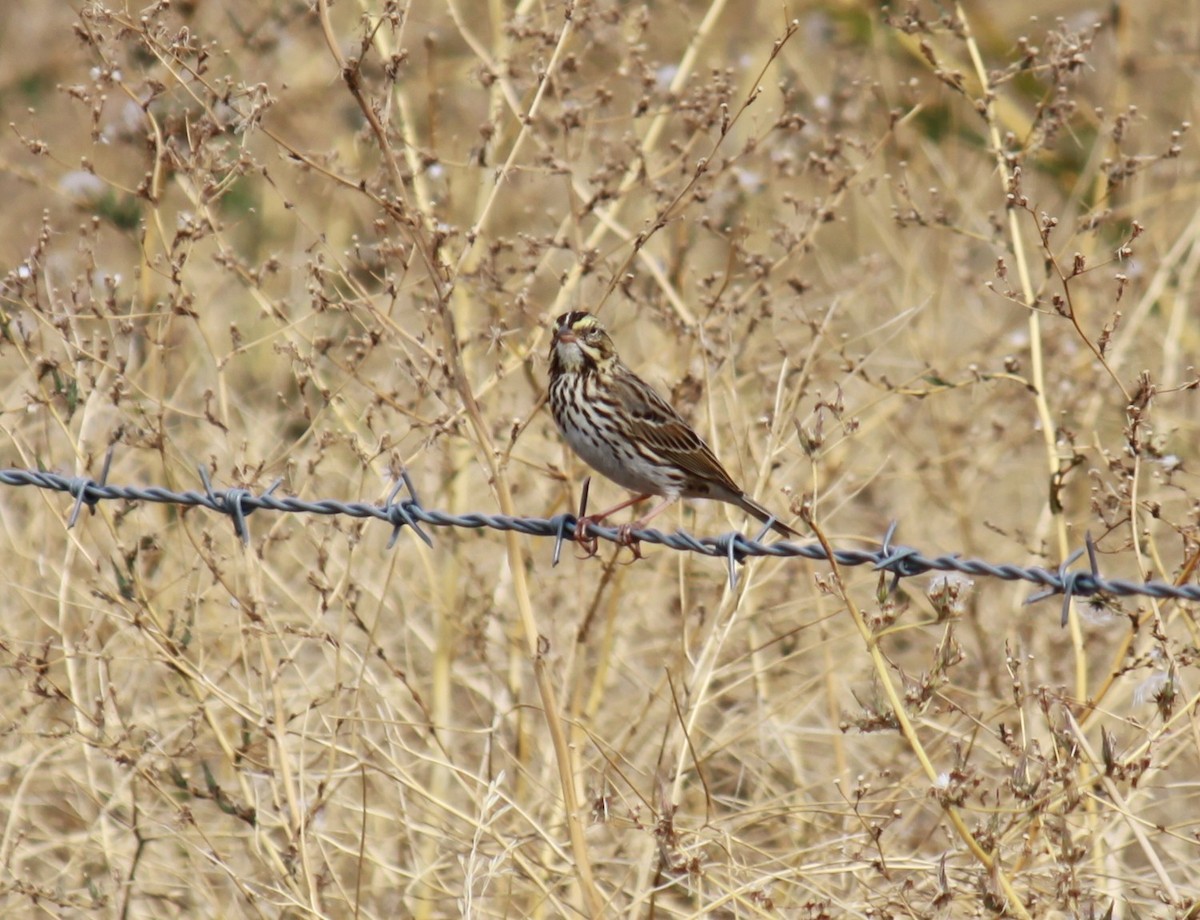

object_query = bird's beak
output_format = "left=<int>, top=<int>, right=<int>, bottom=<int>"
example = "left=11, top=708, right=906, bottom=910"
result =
left=554, top=323, right=576, bottom=345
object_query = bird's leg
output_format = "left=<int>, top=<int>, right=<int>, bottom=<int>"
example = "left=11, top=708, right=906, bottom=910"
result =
left=575, top=492, right=652, bottom=554
left=614, top=496, right=677, bottom=548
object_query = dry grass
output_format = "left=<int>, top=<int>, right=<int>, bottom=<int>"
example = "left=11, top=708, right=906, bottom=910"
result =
left=1, top=0, right=1198, bottom=917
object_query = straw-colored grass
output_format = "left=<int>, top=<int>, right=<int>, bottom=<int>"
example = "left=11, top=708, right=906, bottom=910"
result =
left=1, top=1, right=1198, bottom=916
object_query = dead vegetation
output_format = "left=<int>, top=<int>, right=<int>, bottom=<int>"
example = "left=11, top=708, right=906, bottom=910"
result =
left=1, top=1, right=1198, bottom=916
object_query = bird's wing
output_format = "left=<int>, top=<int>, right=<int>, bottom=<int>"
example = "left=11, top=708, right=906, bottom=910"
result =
left=611, top=365, right=743, bottom=495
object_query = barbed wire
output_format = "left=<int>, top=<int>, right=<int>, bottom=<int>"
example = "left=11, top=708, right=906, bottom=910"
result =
left=3, top=462, right=1198, bottom=622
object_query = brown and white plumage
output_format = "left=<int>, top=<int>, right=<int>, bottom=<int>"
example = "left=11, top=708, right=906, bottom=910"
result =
left=548, top=310, right=797, bottom=539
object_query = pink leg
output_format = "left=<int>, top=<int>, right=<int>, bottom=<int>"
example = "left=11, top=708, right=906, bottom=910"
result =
left=590, top=493, right=654, bottom=522
left=615, top=496, right=678, bottom=545
left=575, top=493, right=652, bottom=551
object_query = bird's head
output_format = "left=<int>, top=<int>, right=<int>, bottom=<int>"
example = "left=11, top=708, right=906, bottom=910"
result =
left=549, top=311, right=616, bottom=374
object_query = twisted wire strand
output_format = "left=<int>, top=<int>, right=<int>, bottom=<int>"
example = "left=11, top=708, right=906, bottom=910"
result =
left=4, top=465, right=1197, bottom=607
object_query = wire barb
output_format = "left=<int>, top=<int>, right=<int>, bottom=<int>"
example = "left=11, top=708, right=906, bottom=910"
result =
left=551, top=514, right=572, bottom=567
left=1025, top=538, right=1103, bottom=626
left=720, top=531, right=750, bottom=590
left=872, top=521, right=928, bottom=594
left=66, top=446, right=115, bottom=528
left=199, top=466, right=254, bottom=545
left=384, top=476, right=433, bottom=548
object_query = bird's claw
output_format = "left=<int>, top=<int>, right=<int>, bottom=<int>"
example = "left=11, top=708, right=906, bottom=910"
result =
left=572, top=516, right=645, bottom=561
left=615, top=523, right=645, bottom=561
left=573, top=517, right=600, bottom=559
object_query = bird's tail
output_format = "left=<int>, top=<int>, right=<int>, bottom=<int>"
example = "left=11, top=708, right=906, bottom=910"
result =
left=735, top=493, right=799, bottom=538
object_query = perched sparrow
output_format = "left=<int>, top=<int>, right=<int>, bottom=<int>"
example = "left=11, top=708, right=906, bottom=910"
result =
left=548, top=310, right=797, bottom=544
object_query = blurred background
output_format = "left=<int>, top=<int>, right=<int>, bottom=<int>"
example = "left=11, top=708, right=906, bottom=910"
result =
left=1, top=1, right=1197, bottom=916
